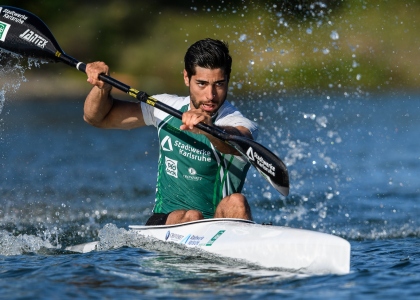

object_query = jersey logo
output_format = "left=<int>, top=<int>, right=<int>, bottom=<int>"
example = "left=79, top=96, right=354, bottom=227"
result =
left=165, top=157, right=178, bottom=178
left=184, top=167, right=202, bottom=181
left=161, top=136, right=173, bottom=152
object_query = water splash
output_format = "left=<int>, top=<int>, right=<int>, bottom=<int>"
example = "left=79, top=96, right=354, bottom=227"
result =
left=242, top=96, right=345, bottom=234
left=0, top=229, right=56, bottom=256
left=193, top=1, right=369, bottom=99
left=191, top=0, right=365, bottom=232
left=0, top=50, right=27, bottom=114
left=0, top=50, right=48, bottom=114
left=97, top=223, right=197, bottom=255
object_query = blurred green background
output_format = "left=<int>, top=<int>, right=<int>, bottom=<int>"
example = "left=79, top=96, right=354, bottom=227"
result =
left=1, top=0, right=419, bottom=98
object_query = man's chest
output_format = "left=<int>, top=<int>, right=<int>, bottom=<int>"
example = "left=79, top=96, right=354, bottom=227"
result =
left=158, top=118, right=221, bottom=178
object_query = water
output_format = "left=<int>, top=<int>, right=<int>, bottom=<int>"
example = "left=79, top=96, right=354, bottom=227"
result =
left=0, top=91, right=419, bottom=298
left=2, top=0, right=419, bottom=296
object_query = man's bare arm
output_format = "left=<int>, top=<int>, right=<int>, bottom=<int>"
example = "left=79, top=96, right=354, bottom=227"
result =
left=203, top=125, right=253, bottom=155
left=83, top=62, right=145, bottom=129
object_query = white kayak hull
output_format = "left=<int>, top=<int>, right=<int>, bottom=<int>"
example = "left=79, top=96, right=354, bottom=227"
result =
left=66, top=218, right=350, bottom=275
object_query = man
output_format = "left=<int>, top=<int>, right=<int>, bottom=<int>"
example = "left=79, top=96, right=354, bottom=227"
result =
left=84, top=38, right=258, bottom=225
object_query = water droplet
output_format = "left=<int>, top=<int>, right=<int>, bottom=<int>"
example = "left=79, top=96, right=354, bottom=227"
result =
left=263, top=192, right=272, bottom=200
left=239, top=34, right=247, bottom=42
left=330, top=30, right=339, bottom=40
left=316, top=116, right=328, bottom=127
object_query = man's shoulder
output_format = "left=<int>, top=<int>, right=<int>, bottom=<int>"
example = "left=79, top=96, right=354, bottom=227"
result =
left=216, top=101, right=244, bottom=120
left=215, top=100, right=259, bottom=138
left=141, top=94, right=190, bottom=127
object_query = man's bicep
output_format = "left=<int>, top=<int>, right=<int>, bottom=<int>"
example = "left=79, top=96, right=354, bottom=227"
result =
left=236, top=126, right=254, bottom=140
left=105, top=100, right=146, bottom=129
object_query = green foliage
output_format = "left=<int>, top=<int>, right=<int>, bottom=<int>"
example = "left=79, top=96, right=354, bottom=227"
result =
left=2, top=0, right=419, bottom=95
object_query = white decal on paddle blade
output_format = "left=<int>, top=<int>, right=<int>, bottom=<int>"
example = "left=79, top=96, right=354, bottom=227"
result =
left=0, top=21, right=11, bottom=42
left=1, top=8, right=28, bottom=24
left=247, top=147, right=276, bottom=176
left=246, top=147, right=255, bottom=161
left=19, top=29, right=48, bottom=48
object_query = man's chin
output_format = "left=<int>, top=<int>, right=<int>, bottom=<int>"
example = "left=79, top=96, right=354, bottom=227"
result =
left=201, top=109, right=214, bottom=114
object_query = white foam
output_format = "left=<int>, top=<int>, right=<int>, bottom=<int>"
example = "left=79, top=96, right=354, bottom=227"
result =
left=0, top=230, right=55, bottom=256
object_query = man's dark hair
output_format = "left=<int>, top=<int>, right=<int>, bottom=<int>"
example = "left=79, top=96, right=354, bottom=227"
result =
left=184, top=38, right=232, bottom=81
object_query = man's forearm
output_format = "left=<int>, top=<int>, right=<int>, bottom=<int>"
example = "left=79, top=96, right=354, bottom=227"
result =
left=204, top=126, right=251, bottom=155
left=83, top=86, right=113, bottom=127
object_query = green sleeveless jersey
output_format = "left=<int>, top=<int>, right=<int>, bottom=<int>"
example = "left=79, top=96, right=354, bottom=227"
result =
left=141, top=94, right=258, bottom=218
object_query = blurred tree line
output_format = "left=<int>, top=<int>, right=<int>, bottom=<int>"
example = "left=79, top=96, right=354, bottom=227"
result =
left=2, top=0, right=419, bottom=96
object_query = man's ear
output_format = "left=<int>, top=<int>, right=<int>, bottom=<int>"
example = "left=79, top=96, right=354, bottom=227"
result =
left=183, top=69, right=190, bottom=87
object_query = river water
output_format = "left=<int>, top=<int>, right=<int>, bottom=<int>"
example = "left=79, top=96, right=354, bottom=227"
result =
left=0, top=90, right=419, bottom=299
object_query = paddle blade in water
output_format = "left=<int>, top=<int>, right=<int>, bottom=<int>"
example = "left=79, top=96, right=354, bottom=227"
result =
left=0, top=6, right=62, bottom=61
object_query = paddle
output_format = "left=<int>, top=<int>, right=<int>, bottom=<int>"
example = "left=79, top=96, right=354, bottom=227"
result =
left=0, top=6, right=289, bottom=196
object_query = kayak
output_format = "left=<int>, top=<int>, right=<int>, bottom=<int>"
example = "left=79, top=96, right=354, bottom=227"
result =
left=66, top=218, right=350, bottom=275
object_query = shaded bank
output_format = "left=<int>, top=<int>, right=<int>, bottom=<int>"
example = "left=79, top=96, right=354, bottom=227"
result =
left=1, top=0, right=419, bottom=98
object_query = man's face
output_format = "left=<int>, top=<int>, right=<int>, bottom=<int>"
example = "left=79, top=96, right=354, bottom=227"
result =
left=184, top=66, right=228, bottom=116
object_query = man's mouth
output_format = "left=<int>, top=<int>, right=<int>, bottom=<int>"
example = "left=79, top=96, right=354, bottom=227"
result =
left=201, top=102, right=216, bottom=112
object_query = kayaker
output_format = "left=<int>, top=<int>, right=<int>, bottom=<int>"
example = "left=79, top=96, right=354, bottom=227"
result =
left=83, top=38, right=258, bottom=225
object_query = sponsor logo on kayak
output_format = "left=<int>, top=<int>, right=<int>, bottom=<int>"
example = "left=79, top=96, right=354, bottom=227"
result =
left=246, top=147, right=276, bottom=177
left=179, top=234, right=205, bottom=246
left=165, top=230, right=170, bottom=241
left=205, top=230, right=225, bottom=246
left=0, top=21, right=11, bottom=42
left=165, top=157, right=178, bottom=178
left=180, top=234, right=191, bottom=244
left=167, top=232, right=184, bottom=242
left=183, top=167, right=202, bottom=181
left=1, top=8, right=28, bottom=24
left=186, top=235, right=204, bottom=246
left=19, top=29, right=48, bottom=49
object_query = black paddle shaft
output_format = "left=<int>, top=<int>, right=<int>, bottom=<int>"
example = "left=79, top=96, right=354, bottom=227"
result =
left=0, top=6, right=289, bottom=196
